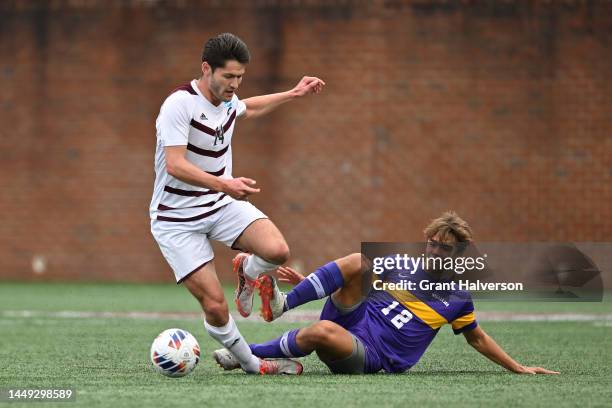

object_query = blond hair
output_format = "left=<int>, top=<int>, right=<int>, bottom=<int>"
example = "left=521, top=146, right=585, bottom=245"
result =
left=424, top=211, right=473, bottom=243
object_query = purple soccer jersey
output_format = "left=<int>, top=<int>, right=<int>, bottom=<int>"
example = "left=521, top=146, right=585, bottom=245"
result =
left=321, top=266, right=478, bottom=373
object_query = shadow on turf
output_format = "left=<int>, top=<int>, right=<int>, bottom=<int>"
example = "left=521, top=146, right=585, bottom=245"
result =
left=303, top=370, right=507, bottom=376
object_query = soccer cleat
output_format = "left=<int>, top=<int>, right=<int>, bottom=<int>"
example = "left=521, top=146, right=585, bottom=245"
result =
left=213, top=348, right=303, bottom=375
left=258, top=275, right=286, bottom=322
left=233, top=253, right=259, bottom=317
left=259, top=358, right=303, bottom=375
left=212, top=348, right=241, bottom=371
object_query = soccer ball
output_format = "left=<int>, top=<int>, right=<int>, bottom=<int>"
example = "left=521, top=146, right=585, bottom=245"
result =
left=150, top=328, right=200, bottom=377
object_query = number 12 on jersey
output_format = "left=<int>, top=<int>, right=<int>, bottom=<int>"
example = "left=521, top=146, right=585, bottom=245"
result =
left=381, top=301, right=413, bottom=329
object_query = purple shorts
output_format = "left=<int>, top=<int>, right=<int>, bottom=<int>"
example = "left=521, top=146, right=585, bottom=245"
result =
left=319, top=297, right=383, bottom=374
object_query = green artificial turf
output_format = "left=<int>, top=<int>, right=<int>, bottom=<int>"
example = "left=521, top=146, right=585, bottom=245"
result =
left=1, top=282, right=610, bottom=313
left=0, top=283, right=610, bottom=407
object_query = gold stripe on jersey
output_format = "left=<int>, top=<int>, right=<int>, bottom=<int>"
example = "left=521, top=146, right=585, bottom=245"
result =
left=386, top=290, right=448, bottom=330
left=451, top=312, right=476, bottom=330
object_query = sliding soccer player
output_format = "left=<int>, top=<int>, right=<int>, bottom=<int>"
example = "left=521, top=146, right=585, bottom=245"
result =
left=215, top=212, right=559, bottom=375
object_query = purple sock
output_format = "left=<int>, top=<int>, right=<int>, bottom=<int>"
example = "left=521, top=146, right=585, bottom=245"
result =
left=285, top=261, right=345, bottom=311
left=249, top=329, right=309, bottom=358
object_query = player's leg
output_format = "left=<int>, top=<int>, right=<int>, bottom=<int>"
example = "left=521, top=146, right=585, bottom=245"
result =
left=232, top=219, right=290, bottom=317
left=151, top=220, right=265, bottom=373
left=246, top=320, right=367, bottom=374
left=299, top=321, right=368, bottom=374
left=208, top=201, right=288, bottom=317
left=260, top=252, right=372, bottom=321
left=249, top=320, right=351, bottom=358
left=181, top=261, right=261, bottom=373
left=216, top=292, right=377, bottom=373
left=233, top=218, right=290, bottom=274
left=316, top=252, right=372, bottom=309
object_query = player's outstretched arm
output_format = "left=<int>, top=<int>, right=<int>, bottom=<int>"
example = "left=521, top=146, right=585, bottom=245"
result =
left=463, top=326, right=560, bottom=375
left=241, top=76, right=325, bottom=120
left=165, top=146, right=260, bottom=200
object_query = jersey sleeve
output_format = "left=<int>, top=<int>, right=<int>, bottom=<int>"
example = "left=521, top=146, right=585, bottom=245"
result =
left=233, top=94, right=247, bottom=118
left=157, top=92, right=192, bottom=146
left=450, top=296, right=478, bottom=335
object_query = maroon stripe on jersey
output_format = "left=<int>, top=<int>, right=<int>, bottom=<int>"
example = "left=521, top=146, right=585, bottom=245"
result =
left=164, top=186, right=218, bottom=197
left=190, top=119, right=216, bottom=136
left=206, top=167, right=226, bottom=177
left=158, top=194, right=228, bottom=211
left=222, top=110, right=237, bottom=132
left=170, top=83, right=197, bottom=96
left=157, top=205, right=224, bottom=222
left=187, top=143, right=228, bottom=158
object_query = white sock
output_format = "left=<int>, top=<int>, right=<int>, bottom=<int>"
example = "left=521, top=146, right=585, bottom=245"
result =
left=204, top=316, right=260, bottom=373
left=243, top=254, right=280, bottom=280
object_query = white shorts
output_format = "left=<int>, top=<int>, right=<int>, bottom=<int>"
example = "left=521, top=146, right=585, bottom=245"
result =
left=150, top=200, right=267, bottom=283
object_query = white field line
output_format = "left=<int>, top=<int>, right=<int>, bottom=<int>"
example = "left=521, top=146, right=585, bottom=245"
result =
left=1, top=310, right=612, bottom=323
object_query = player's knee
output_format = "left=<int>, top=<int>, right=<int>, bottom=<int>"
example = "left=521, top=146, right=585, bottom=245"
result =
left=266, top=241, right=290, bottom=265
left=343, top=253, right=369, bottom=278
left=307, top=320, right=341, bottom=345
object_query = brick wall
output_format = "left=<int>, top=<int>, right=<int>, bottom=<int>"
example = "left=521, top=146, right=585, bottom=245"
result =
left=1, top=0, right=610, bottom=283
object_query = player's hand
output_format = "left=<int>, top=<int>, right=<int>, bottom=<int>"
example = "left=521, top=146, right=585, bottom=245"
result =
left=514, top=365, right=560, bottom=375
left=221, top=177, right=260, bottom=200
left=290, top=76, right=325, bottom=97
left=276, top=266, right=305, bottom=285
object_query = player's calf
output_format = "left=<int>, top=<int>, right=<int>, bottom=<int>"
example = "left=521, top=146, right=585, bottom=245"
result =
left=281, top=261, right=345, bottom=312
left=201, top=298, right=230, bottom=326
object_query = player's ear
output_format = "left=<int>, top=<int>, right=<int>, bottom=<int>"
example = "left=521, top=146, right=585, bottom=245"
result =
left=202, top=62, right=211, bottom=76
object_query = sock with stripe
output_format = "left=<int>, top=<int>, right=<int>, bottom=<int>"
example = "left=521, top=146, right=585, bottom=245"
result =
left=285, top=261, right=344, bottom=311
left=249, top=329, right=309, bottom=358
left=243, top=254, right=280, bottom=280
left=204, top=316, right=260, bottom=373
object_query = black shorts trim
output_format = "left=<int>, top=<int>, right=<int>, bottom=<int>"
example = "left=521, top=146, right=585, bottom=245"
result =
left=176, top=258, right=214, bottom=285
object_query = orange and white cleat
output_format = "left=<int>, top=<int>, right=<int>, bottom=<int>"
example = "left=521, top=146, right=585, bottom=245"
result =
left=259, top=358, right=303, bottom=375
left=258, top=275, right=286, bottom=322
left=233, top=253, right=258, bottom=318
left=213, top=348, right=303, bottom=375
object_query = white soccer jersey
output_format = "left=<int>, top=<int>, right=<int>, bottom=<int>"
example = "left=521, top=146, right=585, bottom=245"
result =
left=149, top=80, right=247, bottom=222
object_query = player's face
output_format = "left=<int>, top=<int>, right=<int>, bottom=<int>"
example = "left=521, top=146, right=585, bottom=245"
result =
left=426, top=234, right=456, bottom=259
left=425, top=233, right=457, bottom=277
left=206, top=60, right=245, bottom=103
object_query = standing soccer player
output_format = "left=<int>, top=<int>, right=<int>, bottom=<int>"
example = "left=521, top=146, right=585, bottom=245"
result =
left=150, top=33, right=324, bottom=375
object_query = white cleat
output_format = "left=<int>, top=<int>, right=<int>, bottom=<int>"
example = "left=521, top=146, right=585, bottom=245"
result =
left=233, top=253, right=258, bottom=318
left=213, top=348, right=241, bottom=371
left=258, top=275, right=286, bottom=322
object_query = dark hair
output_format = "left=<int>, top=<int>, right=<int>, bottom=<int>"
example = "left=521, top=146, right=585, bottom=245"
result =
left=202, top=33, right=250, bottom=71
